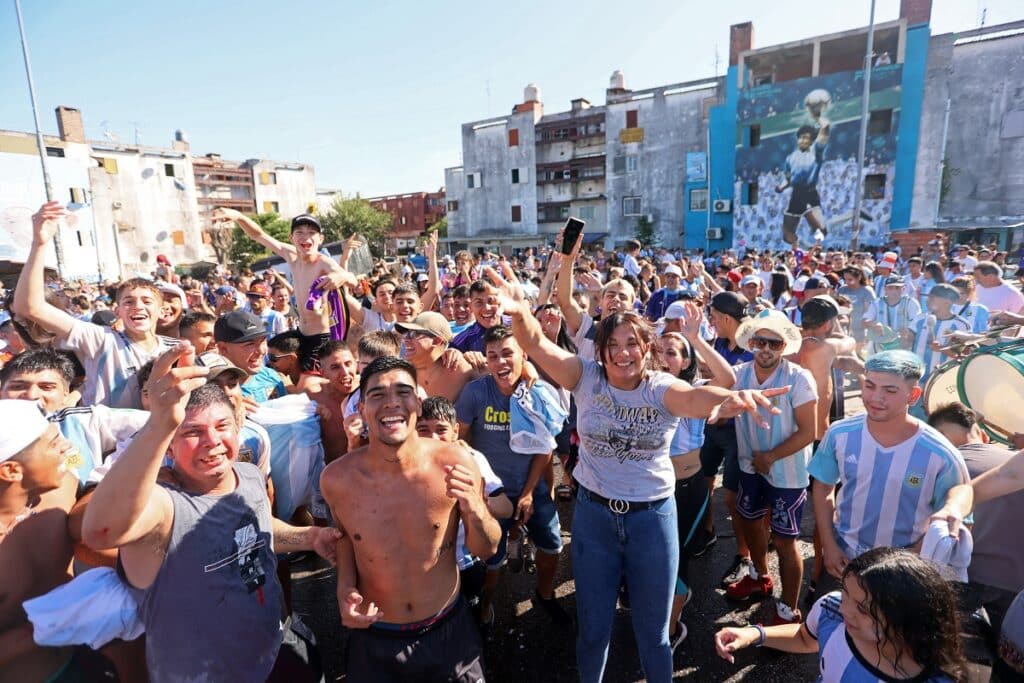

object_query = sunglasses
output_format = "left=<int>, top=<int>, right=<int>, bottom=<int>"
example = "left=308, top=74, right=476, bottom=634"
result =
left=267, top=352, right=295, bottom=363
left=403, top=330, right=434, bottom=341
left=749, top=336, right=785, bottom=351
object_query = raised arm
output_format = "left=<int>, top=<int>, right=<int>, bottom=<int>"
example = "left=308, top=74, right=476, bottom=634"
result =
left=82, top=343, right=207, bottom=551
left=421, top=231, right=440, bottom=312
left=536, top=251, right=561, bottom=307
left=488, top=267, right=583, bottom=391
left=12, top=202, right=78, bottom=337
left=678, top=302, right=735, bottom=389
left=556, top=234, right=586, bottom=335
left=213, top=207, right=295, bottom=259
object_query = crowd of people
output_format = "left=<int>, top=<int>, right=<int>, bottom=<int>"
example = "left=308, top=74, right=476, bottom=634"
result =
left=1, top=200, right=1023, bottom=682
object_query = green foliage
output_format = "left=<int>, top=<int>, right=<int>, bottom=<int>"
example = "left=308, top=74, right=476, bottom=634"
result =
left=228, top=212, right=290, bottom=269
left=635, top=215, right=659, bottom=247
left=317, top=194, right=393, bottom=255
left=428, top=216, right=448, bottom=238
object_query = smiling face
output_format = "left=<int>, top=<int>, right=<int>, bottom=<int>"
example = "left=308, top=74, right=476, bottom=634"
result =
left=600, top=281, right=635, bottom=318
left=392, top=291, right=422, bottom=323
left=797, top=131, right=814, bottom=151
left=452, top=295, right=473, bottom=326
left=471, top=285, right=501, bottom=329
left=659, top=335, right=691, bottom=377
left=0, top=369, right=69, bottom=414
left=749, top=329, right=784, bottom=371
left=485, top=336, right=525, bottom=395
left=360, top=368, right=421, bottom=447
left=158, top=293, right=184, bottom=329
left=416, top=417, right=458, bottom=443
left=600, top=320, right=650, bottom=388
left=217, top=337, right=268, bottom=375
left=116, top=286, right=161, bottom=337
left=861, top=370, right=919, bottom=423
left=663, top=273, right=681, bottom=290
left=290, top=226, right=323, bottom=257
left=374, top=283, right=396, bottom=313
left=167, top=403, right=239, bottom=484
left=321, top=347, right=358, bottom=396
left=1, top=424, right=73, bottom=493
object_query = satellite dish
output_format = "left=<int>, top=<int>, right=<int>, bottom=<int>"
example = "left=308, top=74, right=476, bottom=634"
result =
left=155, top=231, right=168, bottom=242
left=141, top=168, right=155, bottom=179
left=140, top=251, right=150, bottom=263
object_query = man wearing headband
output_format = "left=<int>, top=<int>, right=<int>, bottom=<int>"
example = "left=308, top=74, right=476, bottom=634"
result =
left=808, top=350, right=969, bottom=582
left=0, top=399, right=79, bottom=681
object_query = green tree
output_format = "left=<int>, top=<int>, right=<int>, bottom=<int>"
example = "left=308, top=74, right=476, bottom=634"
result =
left=228, top=212, right=290, bottom=270
left=428, top=216, right=448, bottom=238
left=635, top=215, right=659, bottom=247
left=317, top=194, right=393, bottom=255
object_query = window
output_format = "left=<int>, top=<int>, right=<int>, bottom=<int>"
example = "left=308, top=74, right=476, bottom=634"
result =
left=45, top=146, right=65, bottom=158
left=401, top=216, right=407, bottom=225
left=554, top=128, right=569, bottom=140
left=625, top=110, right=638, bottom=129
left=102, top=157, right=118, bottom=174
left=868, top=109, right=893, bottom=135
left=748, top=124, right=761, bottom=147
left=690, top=188, right=709, bottom=211
left=560, top=205, right=570, bottom=220
left=578, top=205, right=596, bottom=221
left=164, top=163, right=176, bottom=177
left=69, top=187, right=86, bottom=204
left=753, top=74, right=773, bottom=86
left=262, top=201, right=280, bottom=213
left=447, top=200, right=459, bottom=211
left=511, top=168, right=520, bottom=184
left=508, top=128, right=519, bottom=147
left=511, top=205, right=522, bottom=223
left=467, top=172, right=481, bottom=189
left=744, top=181, right=759, bottom=205
left=581, top=165, right=603, bottom=178
left=76, top=231, right=83, bottom=247
left=623, top=196, right=642, bottom=216
left=625, top=155, right=639, bottom=173
left=864, top=174, right=886, bottom=199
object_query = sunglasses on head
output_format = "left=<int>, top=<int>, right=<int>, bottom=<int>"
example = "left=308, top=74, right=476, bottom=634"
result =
left=749, top=336, right=785, bottom=351
left=267, top=352, right=295, bottom=363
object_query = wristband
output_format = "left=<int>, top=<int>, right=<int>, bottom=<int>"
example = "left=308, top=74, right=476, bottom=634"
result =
left=753, top=624, right=767, bottom=647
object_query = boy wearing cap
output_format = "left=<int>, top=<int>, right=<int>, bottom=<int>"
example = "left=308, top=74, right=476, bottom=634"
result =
left=214, top=208, right=357, bottom=372
left=0, top=400, right=80, bottom=682
left=906, top=284, right=971, bottom=386
left=725, top=312, right=817, bottom=624
left=14, top=202, right=178, bottom=409
left=865, top=275, right=921, bottom=347
left=871, top=252, right=899, bottom=299
left=739, top=275, right=772, bottom=313
left=397, top=312, right=476, bottom=403
left=215, top=311, right=286, bottom=403
left=156, top=282, right=187, bottom=338
left=245, top=283, right=287, bottom=337
left=644, top=264, right=686, bottom=321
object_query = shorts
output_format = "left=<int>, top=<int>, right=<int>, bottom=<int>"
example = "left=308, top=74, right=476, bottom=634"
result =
left=785, top=185, right=822, bottom=217
left=699, top=422, right=741, bottom=492
left=675, top=470, right=710, bottom=593
left=736, top=470, right=807, bottom=538
left=486, top=482, right=562, bottom=568
left=346, top=597, right=485, bottom=683
left=298, top=332, right=331, bottom=372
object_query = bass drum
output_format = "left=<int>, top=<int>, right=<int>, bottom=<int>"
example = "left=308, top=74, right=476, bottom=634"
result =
left=922, top=359, right=963, bottom=417
left=958, top=340, right=1024, bottom=444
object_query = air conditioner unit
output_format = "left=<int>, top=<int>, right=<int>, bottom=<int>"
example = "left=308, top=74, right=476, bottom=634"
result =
left=712, top=199, right=732, bottom=213
left=706, top=227, right=723, bottom=240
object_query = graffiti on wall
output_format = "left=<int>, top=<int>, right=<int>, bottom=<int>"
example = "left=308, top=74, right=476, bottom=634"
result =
left=732, top=64, right=902, bottom=250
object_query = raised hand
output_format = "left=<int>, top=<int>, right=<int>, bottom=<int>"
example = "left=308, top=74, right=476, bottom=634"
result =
left=483, top=266, right=526, bottom=315
left=211, top=207, right=245, bottom=225
left=709, top=386, right=789, bottom=428
left=146, top=342, right=210, bottom=427
left=32, top=201, right=67, bottom=246
left=575, top=272, right=603, bottom=293
left=677, top=301, right=704, bottom=339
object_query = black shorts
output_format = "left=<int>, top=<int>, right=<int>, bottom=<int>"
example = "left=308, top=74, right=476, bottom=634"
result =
left=298, top=333, right=331, bottom=372
left=699, top=422, right=741, bottom=492
left=786, top=185, right=821, bottom=217
left=345, top=597, right=485, bottom=683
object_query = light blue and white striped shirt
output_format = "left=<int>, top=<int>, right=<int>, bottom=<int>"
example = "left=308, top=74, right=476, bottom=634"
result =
left=806, top=591, right=954, bottom=683
left=808, top=414, right=969, bottom=558
left=956, top=301, right=990, bottom=334
left=909, top=314, right=971, bottom=380
left=733, top=359, right=818, bottom=489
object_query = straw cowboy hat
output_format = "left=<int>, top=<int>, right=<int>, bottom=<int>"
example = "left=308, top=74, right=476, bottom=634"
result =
left=735, top=309, right=803, bottom=355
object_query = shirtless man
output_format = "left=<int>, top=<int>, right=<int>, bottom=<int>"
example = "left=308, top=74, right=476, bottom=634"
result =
left=0, top=400, right=79, bottom=683
left=214, top=209, right=357, bottom=371
left=396, top=312, right=476, bottom=402
left=320, top=357, right=500, bottom=682
left=313, top=340, right=359, bottom=464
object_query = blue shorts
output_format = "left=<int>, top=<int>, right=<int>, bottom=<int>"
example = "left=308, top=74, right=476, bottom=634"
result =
left=486, top=482, right=562, bottom=568
left=736, top=471, right=807, bottom=538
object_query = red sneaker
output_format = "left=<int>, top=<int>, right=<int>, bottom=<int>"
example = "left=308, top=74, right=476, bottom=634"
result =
left=725, top=573, right=774, bottom=601
left=770, top=607, right=803, bottom=626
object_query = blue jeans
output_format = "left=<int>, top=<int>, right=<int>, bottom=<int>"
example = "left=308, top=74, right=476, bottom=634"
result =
left=572, top=488, right=679, bottom=683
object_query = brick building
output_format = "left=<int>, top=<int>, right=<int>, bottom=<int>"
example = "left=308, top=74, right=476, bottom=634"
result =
left=366, top=188, right=446, bottom=251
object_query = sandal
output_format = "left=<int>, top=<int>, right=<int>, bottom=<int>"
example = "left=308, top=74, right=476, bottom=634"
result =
left=555, top=484, right=573, bottom=501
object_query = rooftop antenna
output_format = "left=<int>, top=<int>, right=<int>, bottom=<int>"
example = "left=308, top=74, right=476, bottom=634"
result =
left=129, top=121, right=140, bottom=146
left=980, top=6, right=987, bottom=27
left=485, top=79, right=491, bottom=115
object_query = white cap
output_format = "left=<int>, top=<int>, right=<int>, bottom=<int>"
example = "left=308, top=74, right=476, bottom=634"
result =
left=664, top=300, right=689, bottom=320
left=0, top=400, right=50, bottom=463
left=663, top=264, right=683, bottom=277
left=739, top=275, right=761, bottom=288
left=157, top=282, right=189, bottom=310
left=416, top=273, right=429, bottom=282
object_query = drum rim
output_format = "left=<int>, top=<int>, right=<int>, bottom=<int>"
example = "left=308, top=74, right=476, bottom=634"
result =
left=923, top=359, right=963, bottom=412
left=957, top=344, right=1024, bottom=445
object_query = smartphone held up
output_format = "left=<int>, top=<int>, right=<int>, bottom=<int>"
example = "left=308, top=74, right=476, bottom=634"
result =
left=561, top=217, right=585, bottom=255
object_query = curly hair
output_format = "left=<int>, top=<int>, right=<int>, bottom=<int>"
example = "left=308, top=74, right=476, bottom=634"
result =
left=843, top=547, right=965, bottom=681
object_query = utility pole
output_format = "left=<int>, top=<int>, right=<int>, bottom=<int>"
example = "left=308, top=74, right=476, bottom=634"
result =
left=850, top=0, right=876, bottom=250
left=15, top=0, right=65, bottom=277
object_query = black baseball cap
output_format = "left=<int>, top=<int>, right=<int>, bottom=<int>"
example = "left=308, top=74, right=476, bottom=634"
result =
left=801, top=297, right=840, bottom=328
left=803, top=276, right=831, bottom=291
left=290, top=214, right=322, bottom=233
left=214, top=311, right=268, bottom=344
left=710, top=291, right=749, bottom=321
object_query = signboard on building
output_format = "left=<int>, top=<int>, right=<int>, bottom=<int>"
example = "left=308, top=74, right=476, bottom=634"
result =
left=686, top=152, right=707, bottom=183
left=619, top=128, right=645, bottom=144
left=732, top=64, right=902, bottom=250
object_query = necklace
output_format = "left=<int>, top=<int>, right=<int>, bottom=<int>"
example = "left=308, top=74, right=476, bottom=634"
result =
left=0, top=505, right=36, bottom=540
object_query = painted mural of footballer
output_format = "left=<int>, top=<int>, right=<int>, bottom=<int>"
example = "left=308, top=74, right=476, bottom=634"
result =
left=775, top=88, right=831, bottom=246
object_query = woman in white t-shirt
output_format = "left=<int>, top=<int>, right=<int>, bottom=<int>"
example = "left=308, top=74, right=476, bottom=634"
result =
left=489, top=266, right=783, bottom=683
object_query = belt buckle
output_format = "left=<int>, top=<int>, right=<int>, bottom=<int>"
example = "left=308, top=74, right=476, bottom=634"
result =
left=608, top=498, right=630, bottom=514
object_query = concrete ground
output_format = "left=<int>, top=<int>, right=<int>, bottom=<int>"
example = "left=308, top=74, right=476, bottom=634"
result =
left=292, top=389, right=866, bottom=682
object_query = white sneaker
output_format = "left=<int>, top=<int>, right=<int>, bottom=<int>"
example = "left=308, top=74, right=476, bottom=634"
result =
left=669, top=618, right=688, bottom=654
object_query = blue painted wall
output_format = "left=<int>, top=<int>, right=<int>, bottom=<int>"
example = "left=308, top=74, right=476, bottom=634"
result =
left=688, top=65, right=739, bottom=251
left=890, top=23, right=931, bottom=230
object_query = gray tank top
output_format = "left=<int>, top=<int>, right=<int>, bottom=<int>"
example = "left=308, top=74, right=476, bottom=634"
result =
left=135, top=463, right=283, bottom=682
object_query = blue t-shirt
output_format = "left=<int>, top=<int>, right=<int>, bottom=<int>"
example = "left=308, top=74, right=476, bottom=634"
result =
left=451, top=322, right=487, bottom=354
left=455, top=376, right=532, bottom=496
left=242, top=366, right=286, bottom=403
left=806, top=591, right=954, bottom=683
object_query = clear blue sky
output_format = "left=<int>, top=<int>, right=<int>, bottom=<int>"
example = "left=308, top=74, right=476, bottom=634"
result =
left=1, top=0, right=1019, bottom=197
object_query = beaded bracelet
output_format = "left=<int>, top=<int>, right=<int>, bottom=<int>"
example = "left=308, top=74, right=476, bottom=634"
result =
left=753, top=624, right=767, bottom=647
